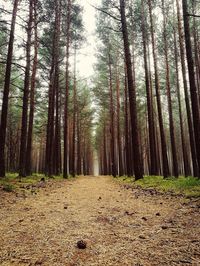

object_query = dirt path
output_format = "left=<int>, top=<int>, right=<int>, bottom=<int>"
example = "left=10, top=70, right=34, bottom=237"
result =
left=0, top=176, right=199, bottom=266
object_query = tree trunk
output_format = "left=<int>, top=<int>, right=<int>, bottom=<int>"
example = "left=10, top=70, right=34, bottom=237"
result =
left=71, top=47, right=77, bottom=177
left=173, top=23, right=191, bottom=176
left=120, top=0, right=143, bottom=180
left=176, top=0, right=198, bottom=176
left=148, top=0, right=170, bottom=178
left=116, top=67, right=123, bottom=176
left=141, top=0, right=158, bottom=176
left=124, top=68, right=133, bottom=176
left=108, top=49, right=117, bottom=177
left=182, top=0, right=200, bottom=178
left=63, top=0, right=71, bottom=178
left=45, top=0, right=60, bottom=176
left=0, top=0, right=20, bottom=177
left=162, top=0, right=178, bottom=177
left=19, top=0, right=33, bottom=177
left=25, top=0, right=38, bottom=176
left=77, top=109, right=82, bottom=175
left=53, top=0, right=61, bottom=176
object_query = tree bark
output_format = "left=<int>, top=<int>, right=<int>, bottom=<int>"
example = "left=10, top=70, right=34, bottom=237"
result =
left=162, top=0, right=178, bottom=177
left=19, top=0, right=33, bottom=177
left=176, top=0, right=198, bottom=176
left=25, top=0, right=38, bottom=176
left=71, top=47, right=77, bottom=177
left=116, top=66, right=123, bottom=176
left=0, top=0, right=20, bottom=177
left=45, top=0, right=60, bottom=176
left=148, top=0, right=170, bottom=178
left=182, top=0, right=200, bottom=178
left=119, top=0, right=143, bottom=180
left=141, top=0, right=158, bottom=175
left=108, top=49, right=117, bottom=177
left=63, top=0, right=71, bottom=178
left=173, top=23, right=191, bottom=176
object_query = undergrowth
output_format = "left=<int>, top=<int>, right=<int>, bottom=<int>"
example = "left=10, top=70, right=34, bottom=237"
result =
left=0, top=173, right=76, bottom=192
left=117, top=175, right=200, bottom=197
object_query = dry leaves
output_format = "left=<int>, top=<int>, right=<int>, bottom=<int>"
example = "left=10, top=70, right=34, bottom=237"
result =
left=0, top=176, right=199, bottom=266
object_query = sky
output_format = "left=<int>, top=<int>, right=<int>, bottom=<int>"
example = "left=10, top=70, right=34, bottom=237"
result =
left=76, top=0, right=101, bottom=79
left=0, top=0, right=101, bottom=79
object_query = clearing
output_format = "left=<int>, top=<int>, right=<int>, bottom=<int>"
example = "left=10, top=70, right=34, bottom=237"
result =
left=0, top=176, right=200, bottom=266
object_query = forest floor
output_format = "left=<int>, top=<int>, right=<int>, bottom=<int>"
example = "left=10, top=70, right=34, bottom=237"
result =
left=0, top=175, right=200, bottom=266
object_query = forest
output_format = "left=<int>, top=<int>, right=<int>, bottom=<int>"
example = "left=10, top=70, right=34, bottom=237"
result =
left=0, top=0, right=200, bottom=181
left=0, top=0, right=200, bottom=265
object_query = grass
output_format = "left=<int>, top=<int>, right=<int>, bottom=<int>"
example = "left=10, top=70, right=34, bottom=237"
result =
left=0, top=173, right=43, bottom=192
left=117, top=175, right=200, bottom=197
left=0, top=172, right=75, bottom=193
left=2, top=183, right=15, bottom=192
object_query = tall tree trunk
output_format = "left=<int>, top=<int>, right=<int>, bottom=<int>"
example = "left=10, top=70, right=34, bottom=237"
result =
left=103, top=119, right=108, bottom=175
left=162, top=0, right=178, bottom=177
left=176, top=0, right=198, bottom=176
left=182, top=0, right=200, bottom=177
left=116, top=67, right=123, bottom=176
left=53, top=0, right=61, bottom=176
left=54, top=74, right=61, bottom=175
left=0, top=0, right=20, bottom=177
left=25, top=0, right=38, bottom=176
left=45, top=62, right=55, bottom=176
left=124, top=68, right=133, bottom=176
left=192, top=0, right=200, bottom=101
left=19, top=0, right=33, bottom=177
left=71, top=47, right=77, bottom=177
left=119, top=0, right=143, bottom=180
left=148, top=0, right=170, bottom=178
left=108, top=49, right=117, bottom=177
left=63, top=0, right=71, bottom=178
left=141, top=0, right=157, bottom=175
left=45, top=0, right=60, bottom=176
left=173, top=23, right=191, bottom=176
left=77, top=109, right=82, bottom=175
left=68, top=118, right=73, bottom=174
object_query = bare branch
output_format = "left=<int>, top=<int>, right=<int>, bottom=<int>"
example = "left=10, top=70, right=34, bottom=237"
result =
left=186, top=13, right=200, bottom=18
left=90, top=4, right=121, bottom=22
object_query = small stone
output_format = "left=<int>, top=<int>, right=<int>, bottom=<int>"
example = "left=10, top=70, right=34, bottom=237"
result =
left=125, top=211, right=135, bottom=216
left=77, top=240, right=87, bottom=249
left=98, top=196, right=102, bottom=200
left=161, top=225, right=168, bottom=229
left=64, top=206, right=68, bottom=209
left=156, top=212, right=161, bottom=216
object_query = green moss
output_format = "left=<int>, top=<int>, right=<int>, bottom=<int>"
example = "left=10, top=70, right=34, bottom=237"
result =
left=3, top=183, right=15, bottom=192
left=0, top=173, right=45, bottom=192
left=0, top=172, right=77, bottom=193
left=116, top=175, right=200, bottom=197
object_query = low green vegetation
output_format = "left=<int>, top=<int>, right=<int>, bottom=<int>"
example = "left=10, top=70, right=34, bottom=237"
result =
left=3, top=183, right=16, bottom=192
left=0, top=173, right=43, bottom=192
left=117, top=175, right=200, bottom=197
left=0, top=173, right=76, bottom=193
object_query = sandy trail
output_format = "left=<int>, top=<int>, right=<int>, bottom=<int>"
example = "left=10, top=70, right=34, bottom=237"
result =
left=0, top=175, right=199, bottom=266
